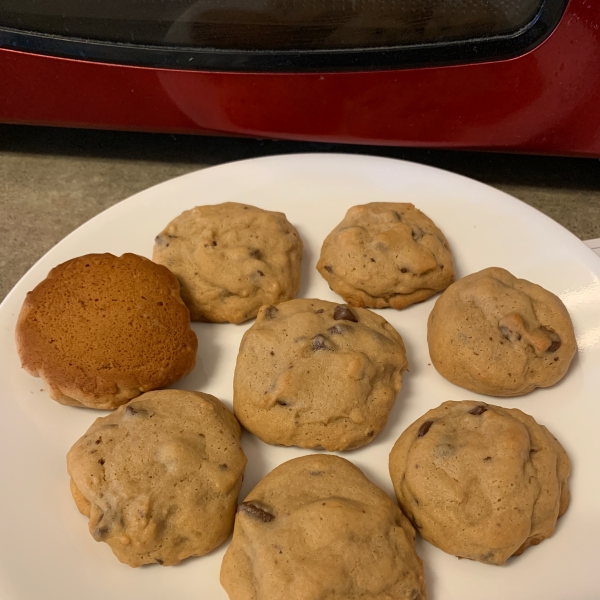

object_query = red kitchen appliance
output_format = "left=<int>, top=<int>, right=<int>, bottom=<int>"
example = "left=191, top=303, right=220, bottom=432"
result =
left=0, top=0, right=599, bottom=156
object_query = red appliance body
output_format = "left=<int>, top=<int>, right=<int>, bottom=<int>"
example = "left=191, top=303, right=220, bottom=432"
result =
left=0, top=0, right=599, bottom=156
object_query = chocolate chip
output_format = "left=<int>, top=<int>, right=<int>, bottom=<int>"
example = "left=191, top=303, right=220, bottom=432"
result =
left=328, top=325, right=343, bottom=335
left=276, top=400, right=288, bottom=406
left=316, top=309, right=325, bottom=313
left=270, top=351, right=274, bottom=356
left=324, top=265, right=334, bottom=274
left=468, top=405, right=487, bottom=415
left=309, top=470, right=322, bottom=476
left=264, top=305, right=278, bottom=319
left=238, top=502, right=275, bottom=522
left=312, top=335, right=328, bottom=350
left=93, top=526, right=110, bottom=541
left=400, top=268, right=408, bottom=274
left=212, top=241, right=217, bottom=247
left=98, top=458, right=105, bottom=465
left=483, top=456, right=492, bottom=462
left=219, top=464, right=228, bottom=470
left=548, top=339, right=561, bottom=352
left=370, top=258, right=376, bottom=262
left=257, top=270, right=265, bottom=277
left=417, top=420, right=433, bottom=438
left=411, top=226, right=424, bottom=242
left=125, top=405, right=147, bottom=417
left=156, top=559, right=164, bottom=565
left=248, top=248, right=261, bottom=259
left=333, top=305, right=358, bottom=322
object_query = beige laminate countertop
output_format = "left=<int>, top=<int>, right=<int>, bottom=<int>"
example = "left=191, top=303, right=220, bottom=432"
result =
left=1, top=124, right=599, bottom=302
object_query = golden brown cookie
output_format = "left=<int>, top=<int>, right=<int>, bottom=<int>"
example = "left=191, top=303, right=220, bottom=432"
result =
left=317, top=202, right=454, bottom=309
left=15, top=253, right=197, bottom=409
left=427, top=267, right=577, bottom=396
left=221, top=454, right=427, bottom=600
left=67, top=390, right=247, bottom=567
left=153, top=202, right=303, bottom=324
left=389, top=400, right=570, bottom=565
left=233, top=298, right=408, bottom=451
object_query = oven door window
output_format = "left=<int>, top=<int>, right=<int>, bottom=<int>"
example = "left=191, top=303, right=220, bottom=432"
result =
left=0, top=0, right=569, bottom=70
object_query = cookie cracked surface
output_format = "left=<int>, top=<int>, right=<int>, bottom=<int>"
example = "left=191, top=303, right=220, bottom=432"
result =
left=15, top=253, right=197, bottom=409
left=153, top=202, right=303, bottom=324
left=67, top=390, right=247, bottom=567
left=317, top=202, right=454, bottom=309
left=221, top=454, right=427, bottom=600
left=233, top=298, right=408, bottom=451
left=427, top=267, right=577, bottom=396
left=389, top=400, right=570, bottom=565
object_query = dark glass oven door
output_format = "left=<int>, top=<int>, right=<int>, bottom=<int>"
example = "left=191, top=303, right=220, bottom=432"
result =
left=0, top=0, right=569, bottom=71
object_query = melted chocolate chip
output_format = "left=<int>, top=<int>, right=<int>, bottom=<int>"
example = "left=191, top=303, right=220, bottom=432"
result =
left=93, top=526, right=110, bottom=541
left=411, top=225, right=424, bottom=242
left=333, top=305, right=358, bottom=322
left=264, top=305, right=278, bottom=319
left=324, top=265, right=334, bottom=274
left=312, top=335, right=328, bottom=350
left=548, top=339, right=561, bottom=352
left=468, top=405, right=488, bottom=416
left=328, top=325, right=343, bottom=335
left=417, top=420, right=433, bottom=438
left=238, top=502, right=275, bottom=522
left=125, top=405, right=147, bottom=417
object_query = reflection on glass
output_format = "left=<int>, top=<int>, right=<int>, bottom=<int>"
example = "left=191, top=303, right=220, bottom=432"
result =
left=0, top=0, right=544, bottom=50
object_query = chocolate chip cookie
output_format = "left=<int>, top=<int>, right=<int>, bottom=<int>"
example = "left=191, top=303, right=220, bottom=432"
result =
left=67, top=390, right=247, bottom=567
left=427, top=267, right=577, bottom=396
left=221, top=454, right=427, bottom=600
left=153, top=202, right=303, bottom=324
left=15, top=253, right=197, bottom=409
left=233, top=298, right=408, bottom=451
left=389, top=400, right=570, bottom=565
left=317, top=202, right=454, bottom=309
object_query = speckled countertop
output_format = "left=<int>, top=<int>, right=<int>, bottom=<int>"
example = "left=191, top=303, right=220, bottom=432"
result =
left=1, top=124, right=599, bottom=302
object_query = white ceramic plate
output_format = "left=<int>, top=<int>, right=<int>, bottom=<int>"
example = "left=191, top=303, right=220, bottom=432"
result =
left=1, top=154, right=599, bottom=600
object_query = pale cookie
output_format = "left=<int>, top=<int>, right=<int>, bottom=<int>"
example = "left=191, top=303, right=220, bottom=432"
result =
left=317, top=202, right=454, bottom=309
left=15, top=253, right=197, bottom=409
left=389, top=400, right=570, bottom=565
left=427, top=267, right=577, bottom=396
left=153, top=202, right=303, bottom=324
left=221, top=454, right=427, bottom=600
left=67, top=390, right=247, bottom=567
left=233, top=298, right=408, bottom=451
